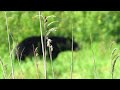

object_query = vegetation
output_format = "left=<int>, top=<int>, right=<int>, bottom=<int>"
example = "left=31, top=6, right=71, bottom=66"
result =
left=0, top=11, right=120, bottom=79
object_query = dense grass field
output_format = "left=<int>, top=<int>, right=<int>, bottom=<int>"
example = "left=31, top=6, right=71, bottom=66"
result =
left=0, top=41, right=120, bottom=79
left=0, top=11, right=120, bottom=79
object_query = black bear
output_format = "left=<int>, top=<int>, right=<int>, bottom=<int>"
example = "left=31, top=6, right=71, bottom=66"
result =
left=14, top=36, right=79, bottom=61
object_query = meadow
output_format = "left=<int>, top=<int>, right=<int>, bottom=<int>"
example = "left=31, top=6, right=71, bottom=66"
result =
left=0, top=11, right=120, bottom=79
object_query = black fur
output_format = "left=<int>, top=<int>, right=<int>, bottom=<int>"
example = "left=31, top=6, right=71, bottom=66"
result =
left=14, top=36, right=79, bottom=61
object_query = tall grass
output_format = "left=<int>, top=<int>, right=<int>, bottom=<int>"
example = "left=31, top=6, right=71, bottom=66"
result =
left=47, top=38, right=55, bottom=78
left=90, top=33, right=97, bottom=79
left=45, top=15, right=58, bottom=79
left=38, top=12, right=58, bottom=79
left=2, top=11, right=120, bottom=79
left=38, top=11, right=47, bottom=79
left=70, top=24, right=73, bottom=79
left=0, top=57, right=6, bottom=79
left=111, top=48, right=120, bottom=79
left=33, top=46, right=40, bottom=79
left=5, top=12, right=15, bottom=79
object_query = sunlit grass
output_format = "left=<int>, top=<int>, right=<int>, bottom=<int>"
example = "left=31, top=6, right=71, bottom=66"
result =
left=1, top=41, right=120, bottom=79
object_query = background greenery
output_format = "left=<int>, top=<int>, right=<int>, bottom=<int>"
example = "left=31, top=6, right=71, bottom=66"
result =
left=0, top=11, right=120, bottom=79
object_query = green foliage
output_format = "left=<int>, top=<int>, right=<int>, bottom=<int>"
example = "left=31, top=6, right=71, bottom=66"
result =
left=1, top=11, right=120, bottom=46
left=1, top=11, right=120, bottom=78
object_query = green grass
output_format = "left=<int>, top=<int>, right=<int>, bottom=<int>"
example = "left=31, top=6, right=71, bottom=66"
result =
left=0, top=41, right=120, bottom=79
left=1, top=11, right=120, bottom=79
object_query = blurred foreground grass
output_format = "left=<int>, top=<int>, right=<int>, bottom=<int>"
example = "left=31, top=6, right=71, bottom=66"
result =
left=0, top=41, right=120, bottom=79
